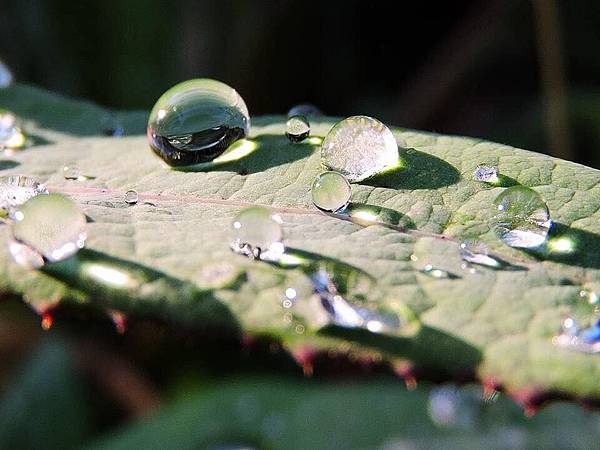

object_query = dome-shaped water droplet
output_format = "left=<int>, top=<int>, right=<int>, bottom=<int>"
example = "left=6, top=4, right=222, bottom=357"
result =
left=147, top=79, right=250, bottom=167
left=311, top=171, right=351, bottom=212
left=231, top=207, right=283, bottom=255
left=473, top=165, right=498, bottom=183
left=124, top=189, right=139, bottom=205
left=11, top=194, right=87, bottom=262
left=287, top=103, right=322, bottom=118
left=0, top=111, right=25, bottom=151
left=320, top=116, right=400, bottom=182
left=492, top=186, right=551, bottom=249
left=285, top=115, right=310, bottom=142
left=0, top=176, right=48, bottom=218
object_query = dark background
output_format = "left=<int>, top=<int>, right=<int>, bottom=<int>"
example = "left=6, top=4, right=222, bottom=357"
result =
left=2, top=0, right=600, bottom=167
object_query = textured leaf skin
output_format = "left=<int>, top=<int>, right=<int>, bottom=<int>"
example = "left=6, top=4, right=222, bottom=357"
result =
left=2, top=84, right=600, bottom=401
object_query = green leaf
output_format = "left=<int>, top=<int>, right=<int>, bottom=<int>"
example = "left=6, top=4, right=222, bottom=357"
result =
left=0, top=338, right=90, bottom=450
left=2, top=84, right=600, bottom=400
left=87, top=379, right=600, bottom=450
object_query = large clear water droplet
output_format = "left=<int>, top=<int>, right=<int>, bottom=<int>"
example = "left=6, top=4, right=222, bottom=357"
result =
left=492, top=186, right=552, bottom=248
left=0, top=111, right=25, bottom=151
left=320, top=116, right=400, bottom=182
left=11, top=194, right=87, bottom=262
left=0, top=176, right=48, bottom=218
left=285, top=115, right=310, bottom=142
left=63, top=164, right=94, bottom=181
left=231, top=207, right=283, bottom=256
left=311, top=171, right=351, bottom=212
left=0, top=59, right=13, bottom=88
left=287, top=103, right=322, bottom=118
left=147, top=79, right=250, bottom=167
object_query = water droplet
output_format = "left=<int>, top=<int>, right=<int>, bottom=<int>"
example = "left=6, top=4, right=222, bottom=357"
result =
left=419, top=264, right=457, bottom=279
left=0, top=59, right=13, bottom=88
left=320, top=116, right=400, bottom=182
left=0, top=111, right=25, bottom=152
left=0, top=176, right=48, bottom=218
left=553, top=316, right=600, bottom=353
left=63, top=164, right=94, bottom=181
left=473, top=165, right=498, bottom=183
left=311, top=171, right=351, bottom=212
left=11, top=194, right=87, bottom=262
left=124, top=189, right=139, bottom=205
left=285, top=115, right=310, bottom=142
left=492, top=186, right=552, bottom=249
left=459, top=241, right=503, bottom=269
left=428, top=385, right=478, bottom=429
left=309, top=269, right=401, bottom=332
left=147, top=79, right=250, bottom=167
left=231, top=207, right=283, bottom=257
left=287, top=103, right=322, bottom=117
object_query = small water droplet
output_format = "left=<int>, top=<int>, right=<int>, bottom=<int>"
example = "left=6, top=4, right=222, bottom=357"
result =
left=309, top=269, right=401, bottom=332
left=0, top=59, right=13, bottom=88
left=320, top=116, right=401, bottom=182
left=428, top=385, right=478, bottom=429
left=124, top=189, right=139, bottom=205
left=492, top=186, right=552, bottom=249
left=419, top=264, right=457, bottom=279
left=0, top=111, right=25, bottom=151
left=553, top=316, right=600, bottom=353
left=0, top=176, right=48, bottom=218
left=285, top=115, right=310, bottom=142
left=459, top=241, right=502, bottom=269
left=10, top=194, right=87, bottom=262
left=230, top=207, right=283, bottom=258
left=63, top=164, right=94, bottom=181
left=147, top=79, right=250, bottom=167
left=473, top=165, right=498, bottom=183
left=287, top=103, right=322, bottom=117
left=311, top=171, right=351, bottom=212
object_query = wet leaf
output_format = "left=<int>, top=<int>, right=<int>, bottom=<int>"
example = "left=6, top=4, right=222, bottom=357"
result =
left=2, top=84, right=600, bottom=399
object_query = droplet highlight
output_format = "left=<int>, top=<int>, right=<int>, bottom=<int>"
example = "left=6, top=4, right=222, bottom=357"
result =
left=320, top=116, right=400, bottom=182
left=147, top=79, right=250, bottom=167
left=285, top=115, right=310, bottom=143
left=11, top=194, right=87, bottom=263
left=492, top=186, right=552, bottom=249
left=419, top=264, right=458, bottom=279
left=311, top=171, right=351, bottom=212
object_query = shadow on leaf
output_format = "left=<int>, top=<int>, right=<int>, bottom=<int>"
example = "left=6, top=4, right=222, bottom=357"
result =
left=41, top=248, right=240, bottom=333
left=319, top=323, right=481, bottom=378
left=173, top=134, right=317, bottom=174
left=525, top=222, right=600, bottom=269
left=361, top=148, right=460, bottom=190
